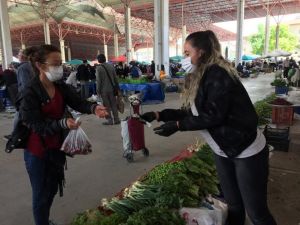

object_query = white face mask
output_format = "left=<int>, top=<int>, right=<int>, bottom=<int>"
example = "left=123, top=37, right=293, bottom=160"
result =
left=181, top=57, right=196, bottom=73
left=45, top=66, right=64, bottom=82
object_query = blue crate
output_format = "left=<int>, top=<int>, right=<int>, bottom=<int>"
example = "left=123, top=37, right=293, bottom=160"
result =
left=294, top=106, right=300, bottom=115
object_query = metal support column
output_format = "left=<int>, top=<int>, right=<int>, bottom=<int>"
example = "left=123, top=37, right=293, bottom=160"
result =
left=182, top=25, right=186, bottom=55
left=162, top=0, right=169, bottom=77
left=103, top=33, right=108, bottom=60
left=125, top=4, right=132, bottom=64
left=235, top=0, right=245, bottom=67
left=67, top=46, right=72, bottom=61
left=114, top=33, right=119, bottom=57
left=59, top=39, right=66, bottom=63
left=43, top=18, right=51, bottom=44
left=275, top=23, right=280, bottom=50
left=154, top=0, right=169, bottom=79
left=154, top=0, right=161, bottom=79
left=0, top=0, right=13, bottom=69
left=263, top=5, right=270, bottom=56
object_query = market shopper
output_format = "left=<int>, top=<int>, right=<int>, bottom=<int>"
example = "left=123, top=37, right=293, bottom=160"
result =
left=96, top=54, right=120, bottom=125
left=17, top=45, right=108, bottom=225
left=141, top=30, right=277, bottom=225
left=76, top=59, right=92, bottom=99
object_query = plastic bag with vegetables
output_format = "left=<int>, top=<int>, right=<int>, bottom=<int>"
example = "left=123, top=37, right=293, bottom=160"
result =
left=61, top=118, right=92, bottom=155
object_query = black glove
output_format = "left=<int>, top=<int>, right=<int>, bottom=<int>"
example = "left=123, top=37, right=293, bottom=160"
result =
left=153, top=121, right=178, bottom=137
left=140, top=112, right=157, bottom=123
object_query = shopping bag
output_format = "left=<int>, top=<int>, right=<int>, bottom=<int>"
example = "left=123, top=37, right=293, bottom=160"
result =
left=117, top=94, right=125, bottom=114
left=61, top=125, right=92, bottom=156
left=121, top=119, right=130, bottom=152
left=180, top=198, right=228, bottom=225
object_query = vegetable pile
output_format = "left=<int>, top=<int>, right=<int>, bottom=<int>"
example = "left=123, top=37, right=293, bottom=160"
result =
left=118, top=77, right=148, bottom=84
left=269, top=98, right=293, bottom=106
left=271, top=78, right=288, bottom=87
left=70, top=144, right=219, bottom=225
left=253, top=94, right=276, bottom=125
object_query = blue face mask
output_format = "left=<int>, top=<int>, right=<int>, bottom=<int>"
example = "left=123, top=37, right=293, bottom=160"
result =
left=181, top=57, right=196, bottom=73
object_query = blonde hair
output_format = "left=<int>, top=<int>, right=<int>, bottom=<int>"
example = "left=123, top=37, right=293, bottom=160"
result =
left=184, top=30, right=238, bottom=106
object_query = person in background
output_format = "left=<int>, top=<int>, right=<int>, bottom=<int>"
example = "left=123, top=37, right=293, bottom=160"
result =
left=17, top=47, right=38, bottom=92
left=130, top=61, right=142, bottom=78
left=116, top=62, right=124, bottom=78
left=3, top=47, right=38, bottom=140
left=141, top=30, right=277, bottom=225
left=236, top=63, right=243, bottom=74
left=66, top=67, right=78, bottom=88
left=2, top=63, right=18, bottom=106
left=150, top=60, right=155, bottom=77
left=17, top=45, right=108, bottom=225
left=123, top=63, right=130, bottom=78
left=76, top=59, right=91, bottom=99
left=96, top=54, right=120, bottom=125
left=283, top=57, right=290, bottom=78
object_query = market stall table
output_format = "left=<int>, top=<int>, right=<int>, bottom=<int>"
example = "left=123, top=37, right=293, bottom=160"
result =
left=119, top=82, right=165, bottom=104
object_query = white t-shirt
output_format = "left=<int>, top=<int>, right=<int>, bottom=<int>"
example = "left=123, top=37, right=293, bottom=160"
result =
left=191, top=103, right=265, bottom=158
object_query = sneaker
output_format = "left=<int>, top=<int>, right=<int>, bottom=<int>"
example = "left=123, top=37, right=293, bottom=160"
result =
left=49, top=220, right=59, bottom=225
left=114, top=120, right=121, bottom=125
left=102, top=121, right=113, bottom=125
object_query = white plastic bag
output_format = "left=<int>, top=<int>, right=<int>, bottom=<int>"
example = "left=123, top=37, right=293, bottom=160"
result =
left=61, top=125, right=92, bottom=156
left=121, top=119, right=130, bottom=152
left=180, top=198, right=254, bottom=225
left=180, top=199, right=228, bottom=225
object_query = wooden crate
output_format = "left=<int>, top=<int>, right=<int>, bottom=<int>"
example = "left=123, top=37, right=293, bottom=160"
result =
left=271, top=106, right=294, bottom=125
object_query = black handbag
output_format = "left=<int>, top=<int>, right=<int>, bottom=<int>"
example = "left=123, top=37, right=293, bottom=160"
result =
left=5, top=120, right=30, bottom=153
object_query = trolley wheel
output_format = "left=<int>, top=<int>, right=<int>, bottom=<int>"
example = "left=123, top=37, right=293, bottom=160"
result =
left=142, top=148, right=149, bottom=157
left=126, top=153, right=134, bottom=162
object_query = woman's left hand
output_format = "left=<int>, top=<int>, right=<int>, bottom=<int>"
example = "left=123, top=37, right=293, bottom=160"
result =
left=95, top=105, right=109, bottom=118
left=153, top=121, right=179, bottom=137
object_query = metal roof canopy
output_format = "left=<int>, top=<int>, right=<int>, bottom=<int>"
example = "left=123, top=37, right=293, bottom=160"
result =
left=102, top=0, right=300, bottom=33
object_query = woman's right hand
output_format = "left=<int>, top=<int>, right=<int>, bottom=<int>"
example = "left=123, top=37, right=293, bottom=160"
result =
left=66, top=118, right=81, bottom=130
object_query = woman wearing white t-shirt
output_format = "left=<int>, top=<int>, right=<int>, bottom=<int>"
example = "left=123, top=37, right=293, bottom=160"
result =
left=141, top=30, right=277, bottom=225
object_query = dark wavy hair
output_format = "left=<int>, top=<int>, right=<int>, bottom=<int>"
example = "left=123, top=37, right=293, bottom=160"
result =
left=31, top=45, right=61, bottom=76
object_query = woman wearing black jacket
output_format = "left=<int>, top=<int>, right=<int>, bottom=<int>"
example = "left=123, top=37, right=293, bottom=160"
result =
left=18, top=45, right=108, bottom=225
left=141, top=31, right=276, bottom=225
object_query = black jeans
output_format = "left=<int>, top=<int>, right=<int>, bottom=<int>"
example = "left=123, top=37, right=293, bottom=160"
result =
left=214, top=146, right=277, bottom=225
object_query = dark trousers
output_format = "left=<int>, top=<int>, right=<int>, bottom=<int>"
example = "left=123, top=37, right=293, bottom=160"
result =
left=283, top=67, right=289, bottom=78
left=101, top=92, right=119, bottom=123
left=80, top=81, right=90, bottom=99
left=24, top=151, right=58, bottom=225
left=214, top=147, right=277, bottom=225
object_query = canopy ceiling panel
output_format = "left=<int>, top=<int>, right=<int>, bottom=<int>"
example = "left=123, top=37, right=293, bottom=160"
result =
left=102, top=0, right=300, bottom=33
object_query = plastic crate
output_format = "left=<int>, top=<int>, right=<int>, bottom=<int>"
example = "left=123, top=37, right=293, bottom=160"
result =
left=275, top=86, right=288, bottom=95
left=264, top=126, right=289, bottom=139
left=267, top=139, right=290, bottom=152
left=263, top=126, right=290, bottom=152
left=271, top=106, right=294, bottom=125
left=294, top=106, right=300, bottom=115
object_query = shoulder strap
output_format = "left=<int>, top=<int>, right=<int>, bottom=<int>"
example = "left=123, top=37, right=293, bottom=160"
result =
left=101, top=64, right=115, bottom=88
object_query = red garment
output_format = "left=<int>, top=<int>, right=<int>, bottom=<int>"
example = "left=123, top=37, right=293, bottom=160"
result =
left=27, top=86, right=64, bottom=158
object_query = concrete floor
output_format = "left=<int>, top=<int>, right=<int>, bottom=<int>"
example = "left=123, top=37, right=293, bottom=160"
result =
left=0, top=73, right=299, bottom=225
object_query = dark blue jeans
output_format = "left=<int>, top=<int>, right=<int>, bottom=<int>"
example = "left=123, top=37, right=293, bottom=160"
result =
left=24, top=150, right=58, bottom=225
left=214, top=146, right=277, bottom=225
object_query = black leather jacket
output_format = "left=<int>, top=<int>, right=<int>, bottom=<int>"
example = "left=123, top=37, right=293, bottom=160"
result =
left=159, top=64, right=258, bottom=158
left=17, top=75, right=97, bottom=137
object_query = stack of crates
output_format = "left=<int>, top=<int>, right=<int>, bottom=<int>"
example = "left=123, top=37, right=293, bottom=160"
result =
left=271, top=106, right=294, bottom=126
left=263, top=126, right=290, bottom=152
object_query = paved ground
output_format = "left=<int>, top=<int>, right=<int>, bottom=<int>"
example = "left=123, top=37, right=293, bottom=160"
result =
left=0, top=73, right=299, bottom=225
